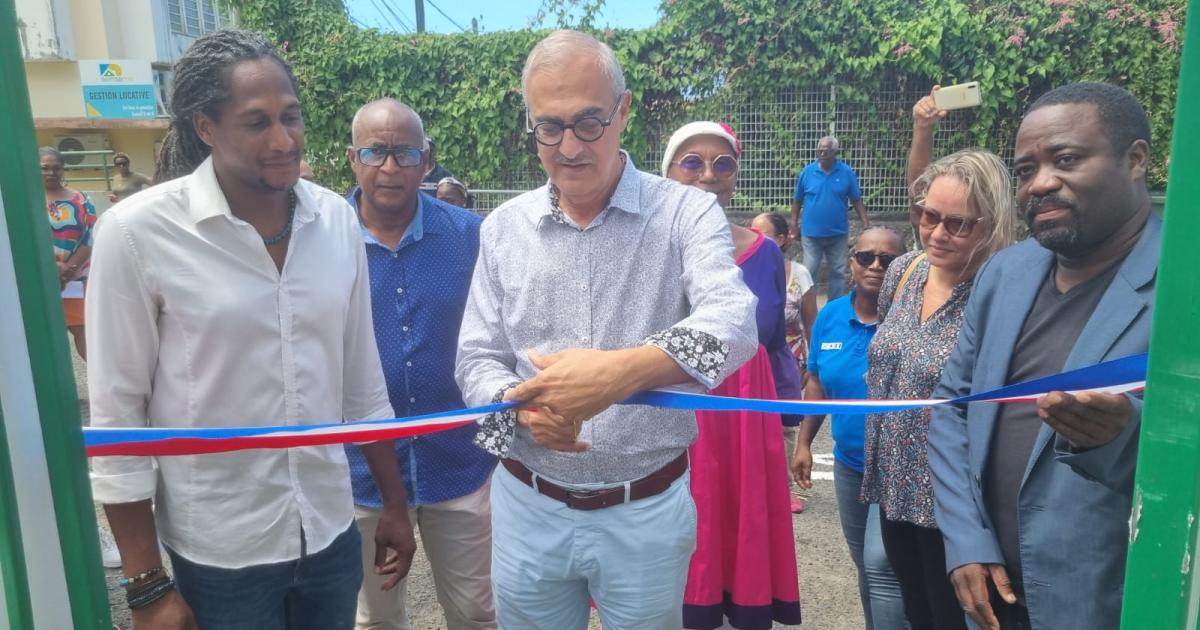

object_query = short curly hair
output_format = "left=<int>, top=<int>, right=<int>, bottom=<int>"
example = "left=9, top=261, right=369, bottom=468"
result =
left=1026, top=82, right=1150, bottom=155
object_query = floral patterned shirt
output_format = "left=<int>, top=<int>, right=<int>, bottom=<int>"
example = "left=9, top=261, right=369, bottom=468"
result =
left=860, top=250, right=973, bottom=528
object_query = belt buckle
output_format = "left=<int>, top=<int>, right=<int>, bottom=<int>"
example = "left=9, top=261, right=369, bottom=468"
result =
left=565, top=488, right=604, bottom=510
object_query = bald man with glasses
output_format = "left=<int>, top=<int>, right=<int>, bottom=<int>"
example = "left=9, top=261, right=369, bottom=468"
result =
left=344, top=98, right=496, bottom=630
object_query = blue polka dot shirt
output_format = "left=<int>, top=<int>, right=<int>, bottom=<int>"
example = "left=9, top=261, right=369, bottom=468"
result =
left=345, top=190, right=495, bottom=507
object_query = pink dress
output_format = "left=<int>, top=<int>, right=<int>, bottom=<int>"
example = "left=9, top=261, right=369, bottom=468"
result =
left=683, top=234, right=802, bottom=629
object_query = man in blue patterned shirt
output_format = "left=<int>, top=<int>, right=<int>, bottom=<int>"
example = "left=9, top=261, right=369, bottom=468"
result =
left=344, top=98, right=495, bottom=630
left=456, top=30, right=758, bottom=630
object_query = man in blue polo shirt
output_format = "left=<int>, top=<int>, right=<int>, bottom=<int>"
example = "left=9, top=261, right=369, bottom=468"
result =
left=789, top=135, right=869, bottom=300
left=344, top=98, right=496, bottom=630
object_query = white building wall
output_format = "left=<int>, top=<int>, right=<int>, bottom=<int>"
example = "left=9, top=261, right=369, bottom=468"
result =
left=15, top=0, right=75, bottom=60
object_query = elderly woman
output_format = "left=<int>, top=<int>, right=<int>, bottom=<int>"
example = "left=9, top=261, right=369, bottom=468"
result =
left=663, top=121, right=801, bottom=630
left=107, top=152, right=154, bottom=202
left=860, top=149, right=1017, bottom=630
left=41, top=146, right=98, bottom=361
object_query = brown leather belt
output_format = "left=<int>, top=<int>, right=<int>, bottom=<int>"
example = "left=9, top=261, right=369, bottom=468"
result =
left=501, top=452, right=689, bottom=511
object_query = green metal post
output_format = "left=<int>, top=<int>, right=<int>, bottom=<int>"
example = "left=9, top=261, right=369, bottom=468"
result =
left=1122, top=0, right=1200, bottom=628
left=0, top=404, right=33, bottom=630
left=0, top=0, right=111, bottom=627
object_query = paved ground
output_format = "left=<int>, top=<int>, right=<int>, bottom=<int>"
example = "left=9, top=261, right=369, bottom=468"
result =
left=76, top=351, right=863, bottom=630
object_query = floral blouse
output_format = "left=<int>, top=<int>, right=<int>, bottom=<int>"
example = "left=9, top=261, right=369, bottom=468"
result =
left=860, top=250, right=973, bottom=528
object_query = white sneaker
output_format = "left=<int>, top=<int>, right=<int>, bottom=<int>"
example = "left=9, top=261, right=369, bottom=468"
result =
left=98, top=527, right=121, bottom=569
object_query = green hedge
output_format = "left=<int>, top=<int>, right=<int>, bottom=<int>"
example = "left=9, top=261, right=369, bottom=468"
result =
left=233, top=0, right=1183, bottom=193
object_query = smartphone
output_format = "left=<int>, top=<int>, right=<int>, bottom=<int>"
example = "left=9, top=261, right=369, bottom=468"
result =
left=933, top=81, right=982, bottom=110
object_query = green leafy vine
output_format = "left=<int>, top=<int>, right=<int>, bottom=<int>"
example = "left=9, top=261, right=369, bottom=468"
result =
left=231, top=0, right=1183, bottom=194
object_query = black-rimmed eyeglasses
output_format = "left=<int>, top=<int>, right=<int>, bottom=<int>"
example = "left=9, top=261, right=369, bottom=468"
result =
left=353, top=146, right=425, bottom=168
left=526, top=100, right=622, bottom=147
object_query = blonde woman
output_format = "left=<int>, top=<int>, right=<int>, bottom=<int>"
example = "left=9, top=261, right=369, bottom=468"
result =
left=860, top=150, right=1017, bottom=630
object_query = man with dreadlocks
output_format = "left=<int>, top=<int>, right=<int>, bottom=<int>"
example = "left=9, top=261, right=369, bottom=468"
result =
left=87, top=29, right=414, bottom=629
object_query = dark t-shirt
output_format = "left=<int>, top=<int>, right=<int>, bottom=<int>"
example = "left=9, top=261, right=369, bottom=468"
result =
left=422, top=164, right=453, bottom=185
left=983, top=260, right=1123, bottom=593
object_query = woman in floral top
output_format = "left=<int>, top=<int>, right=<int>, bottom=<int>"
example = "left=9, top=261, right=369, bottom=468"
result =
left=860, top=149, right=1016, bottom=630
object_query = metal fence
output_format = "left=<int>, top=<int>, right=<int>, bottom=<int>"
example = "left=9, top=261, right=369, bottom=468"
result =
left=467, top=85, right=975, bottom=214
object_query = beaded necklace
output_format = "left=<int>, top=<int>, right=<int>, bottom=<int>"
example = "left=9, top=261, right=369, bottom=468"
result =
left=262, top=188, right=298, bottom=246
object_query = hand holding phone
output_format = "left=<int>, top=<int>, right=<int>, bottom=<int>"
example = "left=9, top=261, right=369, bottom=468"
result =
left=932, top=81, right=982, bottom=111
left=914, top=85, right=948, bottom=129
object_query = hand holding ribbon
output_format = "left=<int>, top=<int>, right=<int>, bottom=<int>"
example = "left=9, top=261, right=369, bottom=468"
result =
left=1037, top=390, right=1133, bottom=449
left=509, top=349, right=630, bottom=421
left=504, top=348, right=633, bottom=452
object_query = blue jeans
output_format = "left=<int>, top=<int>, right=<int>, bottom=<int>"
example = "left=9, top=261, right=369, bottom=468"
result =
left=168, top=523, right=363, bottom=630
left=835, top=460, right=910, bottom=630
left=490, top=465, right=696, bottom=630
left=802, top=234, right=850, bottom=300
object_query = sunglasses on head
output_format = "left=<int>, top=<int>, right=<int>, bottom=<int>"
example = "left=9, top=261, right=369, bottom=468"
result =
left=915, top=205, right=982, bottom=238
left=674, top=153, right=738, bottom=178
left=852, top=250, right=899, bottom=269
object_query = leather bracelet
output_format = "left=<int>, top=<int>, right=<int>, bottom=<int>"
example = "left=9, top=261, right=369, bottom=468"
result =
left=126, top=578, right=175, bottom=609
left=126, top=574, right=170, bottom=597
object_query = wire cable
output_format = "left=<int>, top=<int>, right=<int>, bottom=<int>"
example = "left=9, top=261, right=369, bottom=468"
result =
left=426, top=0, right=469, bottom=32
left=379, top=0, right=418, bottom=32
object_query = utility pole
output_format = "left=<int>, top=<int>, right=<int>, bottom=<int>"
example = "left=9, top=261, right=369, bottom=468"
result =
left=414, top=0, right=425, bottom=32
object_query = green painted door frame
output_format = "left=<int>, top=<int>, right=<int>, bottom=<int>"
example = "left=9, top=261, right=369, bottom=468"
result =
left=0, top=0, right=111, bottom=627
left=1, top=0, right=1199, bottom=628
left=1122, top=0, right=1200, bottom=628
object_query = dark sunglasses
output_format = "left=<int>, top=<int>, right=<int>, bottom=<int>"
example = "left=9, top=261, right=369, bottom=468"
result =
left=674, top=153, right=738, bottom=178
left=916, top=205, right=982, bottom=238
left=113, top=161, right=129, bottom=167
left=852, top=250, right=899, bottom=269
left=353, top=146, right=424, bottom=168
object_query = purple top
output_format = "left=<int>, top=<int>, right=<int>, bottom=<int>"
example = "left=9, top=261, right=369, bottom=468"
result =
left=738, top=232, right=805, bottom=413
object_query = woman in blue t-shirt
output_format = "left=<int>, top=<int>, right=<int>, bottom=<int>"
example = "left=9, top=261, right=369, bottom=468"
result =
left=792, top=227, right=909, bottom=630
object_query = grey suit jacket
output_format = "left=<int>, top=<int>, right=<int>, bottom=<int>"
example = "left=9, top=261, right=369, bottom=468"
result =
left=928, top=214, right=1160, bottom=630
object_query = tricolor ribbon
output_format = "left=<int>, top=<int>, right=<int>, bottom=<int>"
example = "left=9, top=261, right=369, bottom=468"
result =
left=83, top=353, right=1147, bottom=458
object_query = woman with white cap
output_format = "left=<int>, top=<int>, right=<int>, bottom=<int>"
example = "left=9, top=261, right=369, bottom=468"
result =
left=663, top=121, right=801, bottom=630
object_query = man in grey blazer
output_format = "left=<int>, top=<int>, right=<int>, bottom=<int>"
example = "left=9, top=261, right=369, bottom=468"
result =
left=928, top=82, right=1159, bottom=630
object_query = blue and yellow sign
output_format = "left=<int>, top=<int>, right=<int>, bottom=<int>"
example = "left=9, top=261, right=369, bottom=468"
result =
left=79, top=59, right=157, bottom=119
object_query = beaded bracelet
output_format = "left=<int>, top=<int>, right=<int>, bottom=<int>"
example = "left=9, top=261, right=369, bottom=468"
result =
left=119, top=567, right=163, bottom=588
left=126, top=578, right=175, bottom=610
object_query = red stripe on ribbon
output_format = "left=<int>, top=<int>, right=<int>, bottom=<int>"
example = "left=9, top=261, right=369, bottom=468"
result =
left=85, top=420, right=475, bottom=457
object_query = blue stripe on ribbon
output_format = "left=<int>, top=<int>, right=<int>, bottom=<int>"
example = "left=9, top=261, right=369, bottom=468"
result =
left=83, top=353, right=1148, bottom=448
left=83, top=402, right=516, bottom=447
left=622, top=390, right=929, bottom=415
left=952, top=352, right=1146, bottom=403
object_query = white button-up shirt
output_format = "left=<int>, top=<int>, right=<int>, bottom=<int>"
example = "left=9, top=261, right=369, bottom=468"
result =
left=87, top=157, right=394, bottom=569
